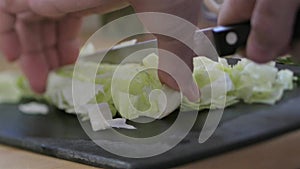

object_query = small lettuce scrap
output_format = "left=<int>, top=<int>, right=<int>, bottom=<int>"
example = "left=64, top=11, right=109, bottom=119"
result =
left=19, top=102, right=49, bottom=115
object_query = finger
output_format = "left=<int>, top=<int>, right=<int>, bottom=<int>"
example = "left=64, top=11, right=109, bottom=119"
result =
left=0, top=0, right=36, bottom=61
left=0, top=7, right=20, bottom=61
left=218, top=0, right=256, bottom=25
left=290, top=41, right=300, bottom=60
left=70, top=2, right=129, bottom=17
left=16, top=20, right=49, bottom=93
left=42, top=20, right=59, bottom=69
left=217, top=0, right=255, bottom=60
left=247, top=0, right=299, bottom=63
left=158, top=69, right=199, bottom=102
left=57, top=16, right=82, bottom=66
left=0, top=0, right=29, bottom=13
left=18, top=11, right=44, bottom=22
left=158, top=40, right=200, bottom=102
left=129, top=0, right=201, bottom=101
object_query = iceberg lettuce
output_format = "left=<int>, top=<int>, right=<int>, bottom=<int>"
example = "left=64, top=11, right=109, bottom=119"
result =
left=0, top=53, right=296, bottom=130
left=0, top=72, right=22, bottom=103
left=111, top=53, right=181, bottom=120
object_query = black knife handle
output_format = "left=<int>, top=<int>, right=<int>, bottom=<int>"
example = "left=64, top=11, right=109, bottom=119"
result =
left=213, top=10, right=300, bottom=57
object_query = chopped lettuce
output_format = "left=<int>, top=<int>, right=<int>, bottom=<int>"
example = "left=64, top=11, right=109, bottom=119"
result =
left=229, top=59, right=294, bottom=104
left=85, top=103, right=135, bottom=131
left=192, top=57, right=237, bottom=110
left=0, top=53, right=296, bottom=130
left=0, top=72, right=22, bottom=103
left=111, top=53, right=181, bottom=119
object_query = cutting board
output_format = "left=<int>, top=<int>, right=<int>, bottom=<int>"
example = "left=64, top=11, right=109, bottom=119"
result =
left=0, top=63, right=300, bottom=169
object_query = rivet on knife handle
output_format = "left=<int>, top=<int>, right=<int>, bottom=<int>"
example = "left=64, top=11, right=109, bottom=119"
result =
left=213, top=10, right=300, bottom=57
left=213, top=21, right=250, bottom=56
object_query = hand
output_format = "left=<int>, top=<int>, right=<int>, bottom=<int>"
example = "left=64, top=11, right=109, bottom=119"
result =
left=0, top=0, right=128, bottom=93
left=218, top=0, right=300, bottom=63
left=129, top=0, right=202, bottom=101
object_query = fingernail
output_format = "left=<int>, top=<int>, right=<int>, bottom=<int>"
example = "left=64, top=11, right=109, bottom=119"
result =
left=31, top=85, right=46, bottom=94
left=184, top=81, right=200, bottom=102
left=29, top=77, right=47, bottom=94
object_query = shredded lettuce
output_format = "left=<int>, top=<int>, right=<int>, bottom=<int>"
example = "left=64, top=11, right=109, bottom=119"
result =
left=192, top=57, right=237, bottom=110
left=228, top=59, right=294, bottom=104
left=111, top=53, right=181, bottom=120
left=0, top=72, right=22, bottom=103
left=0, top=53, right=296, bottom=130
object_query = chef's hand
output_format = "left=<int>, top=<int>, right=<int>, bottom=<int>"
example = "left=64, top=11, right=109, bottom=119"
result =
left=218, top=0, right=300, bottom=63
left=0, top=0, right=201, bottom=101
left=129, top=0, right=202, bottom=101
left=0, top=0, right=128, bottom=93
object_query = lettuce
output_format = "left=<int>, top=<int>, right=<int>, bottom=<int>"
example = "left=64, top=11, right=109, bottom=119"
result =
left=111, top=53, right=181, bottom=120
left=0, top=72, right=22, bottom=103
left=0, top=53, right=295, bottom=130
left=229, top=59, right=294, bottom=104
left=192, top=57, right=237, bottom=110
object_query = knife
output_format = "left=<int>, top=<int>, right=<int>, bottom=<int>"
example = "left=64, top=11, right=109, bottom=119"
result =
left=195, top=10, right=300, bottom=61
left=80, top=39, right=158, bottom=64
left=82, top=11, right=300, bottom=63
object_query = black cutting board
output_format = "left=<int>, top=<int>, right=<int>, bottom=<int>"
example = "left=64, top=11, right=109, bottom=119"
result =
left=1, top=63, right=300, bottom=169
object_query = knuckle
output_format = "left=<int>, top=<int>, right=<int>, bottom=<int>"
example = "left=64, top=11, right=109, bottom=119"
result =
left=0, top=12, right=15, bottom=33
left=251, top=15, right=279, bottom=46
left=27, top=0, right=43, bottom=14
left=251, top=14, right=269, bottom=36
left=14, top=19, right=23, bottom=31
left=0, top=0, right=15, bottom=12
left=28, top=0, right=63, bottom=17
left=251, top=19, right=270, bottom=47
left=0, top=0, right=28, bottom=13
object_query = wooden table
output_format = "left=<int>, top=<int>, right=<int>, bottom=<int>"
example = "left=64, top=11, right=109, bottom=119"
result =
left=1, top=130, right=300, bottom=169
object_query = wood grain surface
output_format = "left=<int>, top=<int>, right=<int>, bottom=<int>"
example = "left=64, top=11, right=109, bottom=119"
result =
left=0, top=144, right=98, bottom=169
left=1, top=130, right=300, bottom=169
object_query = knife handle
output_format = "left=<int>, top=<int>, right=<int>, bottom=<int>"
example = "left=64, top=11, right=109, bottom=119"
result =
left=213, top=10, right=300, bottom=57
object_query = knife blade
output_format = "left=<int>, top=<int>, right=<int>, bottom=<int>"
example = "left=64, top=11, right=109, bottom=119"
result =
left=80, top=39, right=158, bottom=64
